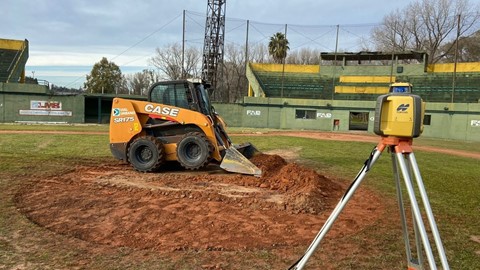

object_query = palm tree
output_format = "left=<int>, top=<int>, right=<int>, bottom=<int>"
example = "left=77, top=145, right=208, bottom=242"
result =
left=268, top=32, right=290, bottom=63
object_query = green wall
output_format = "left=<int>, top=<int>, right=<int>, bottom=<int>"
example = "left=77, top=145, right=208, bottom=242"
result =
left=213, top=103, right=244, bottom=127
left=214, top=97, right=480, bottom=142
left=0, top=83, right=84, bottom=123
left=421, top=103, right=480, bottom=141
left=0, top=82, right=49, bottom=94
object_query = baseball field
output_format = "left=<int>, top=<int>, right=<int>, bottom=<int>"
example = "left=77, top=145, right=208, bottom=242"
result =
left=1, top=124, right=479, bottom=269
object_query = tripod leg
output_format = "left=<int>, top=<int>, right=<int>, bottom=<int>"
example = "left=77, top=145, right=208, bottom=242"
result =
left=404, top=158, right=425, bottom=268
left=403, top=154, right=425, bottom=268
left=290, top=147, right=383, bottom=270
left=407, top=154, right=450, bottom=270
left=411, top=208, right=424, bottom=268
left=395, top=152, right=437, bottom=270
left=391, top=150, right=413, bottom=263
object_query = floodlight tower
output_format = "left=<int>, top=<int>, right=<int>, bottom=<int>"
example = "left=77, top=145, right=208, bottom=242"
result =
left=201, top=0, right=226, bottom=97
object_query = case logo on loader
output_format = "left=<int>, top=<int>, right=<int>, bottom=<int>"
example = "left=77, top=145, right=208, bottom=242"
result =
left=144, top=104, right=180, bottom=117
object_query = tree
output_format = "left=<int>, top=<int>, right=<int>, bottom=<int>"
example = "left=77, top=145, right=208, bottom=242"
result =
left=124, top=69, right=160, bottom=95
left=268, top=32, right=290, bottom=63
left=150, top=43, right=201, bottom=80
left=439, top=29, right=480, bottom=62
left=371, top=8, right=424, bottom=52
left=371, top=0, right=480, bottom=63
left=84, top=57, right=123, bottom=94
left=286, top=48, right=321, bottom=64
left=216, top=44, right=249, bottom=102
left=248, top=43, right=270, bottom=63
left=50, top=84, right=84, bottom=94
left=24, top=76, right=38, bottom=84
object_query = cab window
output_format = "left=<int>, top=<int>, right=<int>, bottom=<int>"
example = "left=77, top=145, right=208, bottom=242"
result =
left=149, top=83, right=191, bottom=109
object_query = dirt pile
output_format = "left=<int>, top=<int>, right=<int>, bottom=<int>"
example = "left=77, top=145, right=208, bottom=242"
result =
left=251, top=154, right=340, bottom=213
left=14, top=154, right=382, bottom=252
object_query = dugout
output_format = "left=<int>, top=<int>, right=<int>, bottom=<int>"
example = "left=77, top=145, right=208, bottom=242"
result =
left=83, top=94, right=146, bottom=124
left=0, top=82, right=147, bottom=124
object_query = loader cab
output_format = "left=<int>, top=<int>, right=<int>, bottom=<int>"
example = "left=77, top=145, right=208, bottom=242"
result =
left=148, top=79, right=213, bottom=116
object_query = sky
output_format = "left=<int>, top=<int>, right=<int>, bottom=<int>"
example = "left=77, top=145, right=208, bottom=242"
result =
left=1, top=0, right=415, bottom=88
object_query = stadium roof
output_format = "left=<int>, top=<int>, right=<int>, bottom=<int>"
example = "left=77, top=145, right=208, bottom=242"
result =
left=320, top=51, right=428, bottom=62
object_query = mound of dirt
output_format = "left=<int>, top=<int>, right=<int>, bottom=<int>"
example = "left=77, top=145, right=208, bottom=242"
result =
left=14, top=154, right=382, bottom=252
left=250, top=154, right=340, bottom=213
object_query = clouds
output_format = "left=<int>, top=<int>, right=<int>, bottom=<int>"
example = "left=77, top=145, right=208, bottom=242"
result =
left=0, top=1, right=178, bottom=87
left=4, top=1, right=190, bottom=54
left=6, top=2, right=402, bottom=38
left=1, top=0, right=412, bottom=70
left=226, top=0, right=411, bottom=25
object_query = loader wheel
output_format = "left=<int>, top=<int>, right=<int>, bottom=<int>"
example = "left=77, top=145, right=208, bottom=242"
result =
left=128, top=136, right=164, bottom=172
left=176, top=132, right=213, bottom=170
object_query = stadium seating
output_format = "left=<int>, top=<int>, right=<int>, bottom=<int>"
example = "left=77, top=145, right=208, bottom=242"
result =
left=253, top=71, right=334, bottom=99
left=403, top=74, right=480, bottom=103
left=0, top=39, right=28, bottom=83
left=0, top=49, right=19, bottom=82
left=250, top=66, right=480, bottom=103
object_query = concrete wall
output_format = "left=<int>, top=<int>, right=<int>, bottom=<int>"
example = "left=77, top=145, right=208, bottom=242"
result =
left=421, top=102, right=480, bottom=141
left=320, top=64, right=427, bottom=77
left=250, top=63, right=320, bottom=73
left=0, top=83, right=84, bottom=123
left=428, top=62, right=480, bottom=73
left=250, top=62, right=480, bottom=76
left=214, top=96, right=480, bottom=142
left=0, top=82, right=47, bottom=94
left=0, top=38, right=25, bottom=50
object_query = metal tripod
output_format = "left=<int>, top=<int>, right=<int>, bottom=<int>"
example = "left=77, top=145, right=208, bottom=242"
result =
left=290, top=136, right=450, bottom=270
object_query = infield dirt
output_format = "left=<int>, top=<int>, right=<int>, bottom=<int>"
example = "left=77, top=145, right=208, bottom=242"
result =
left=15, top=153, right=383, bottom=255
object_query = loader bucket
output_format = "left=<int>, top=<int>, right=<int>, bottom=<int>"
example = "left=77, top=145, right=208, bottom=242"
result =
left=234, top=142, right=261, bottom=159
left=220, top=146, right=262, bottom=177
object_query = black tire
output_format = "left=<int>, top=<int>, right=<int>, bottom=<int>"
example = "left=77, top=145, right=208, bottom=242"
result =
left=127, top=136, right=164, bottom=172
left=176, top=132, right=213, bottom=170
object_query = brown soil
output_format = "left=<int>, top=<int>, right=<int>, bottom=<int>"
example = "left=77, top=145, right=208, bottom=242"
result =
left=15, top=153, right=383, bottom=253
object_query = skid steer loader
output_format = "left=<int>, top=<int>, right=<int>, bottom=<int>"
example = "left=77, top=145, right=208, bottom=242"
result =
left=109, top=78, right=261, bottom=176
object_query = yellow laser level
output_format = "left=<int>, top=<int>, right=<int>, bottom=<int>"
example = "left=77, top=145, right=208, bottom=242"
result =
left=374, top=93, right=425, bottom=138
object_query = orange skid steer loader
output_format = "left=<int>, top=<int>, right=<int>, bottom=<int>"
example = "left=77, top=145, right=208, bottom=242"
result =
left=109, top=79, right=261, bottom=176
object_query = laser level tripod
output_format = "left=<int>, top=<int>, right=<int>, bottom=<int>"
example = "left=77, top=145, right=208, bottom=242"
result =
left=289, top=93, right=449, bottom=270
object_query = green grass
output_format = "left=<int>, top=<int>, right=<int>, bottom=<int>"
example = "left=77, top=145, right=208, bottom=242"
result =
left=227, top=126, right=480, bottom=153
left=0, top=124, right=479, bottom=269
left=0, top=123, right=109, bottom=132
left=0, top=133, right=110, bottom=174
left=415, top=136, right=480, bottom=152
